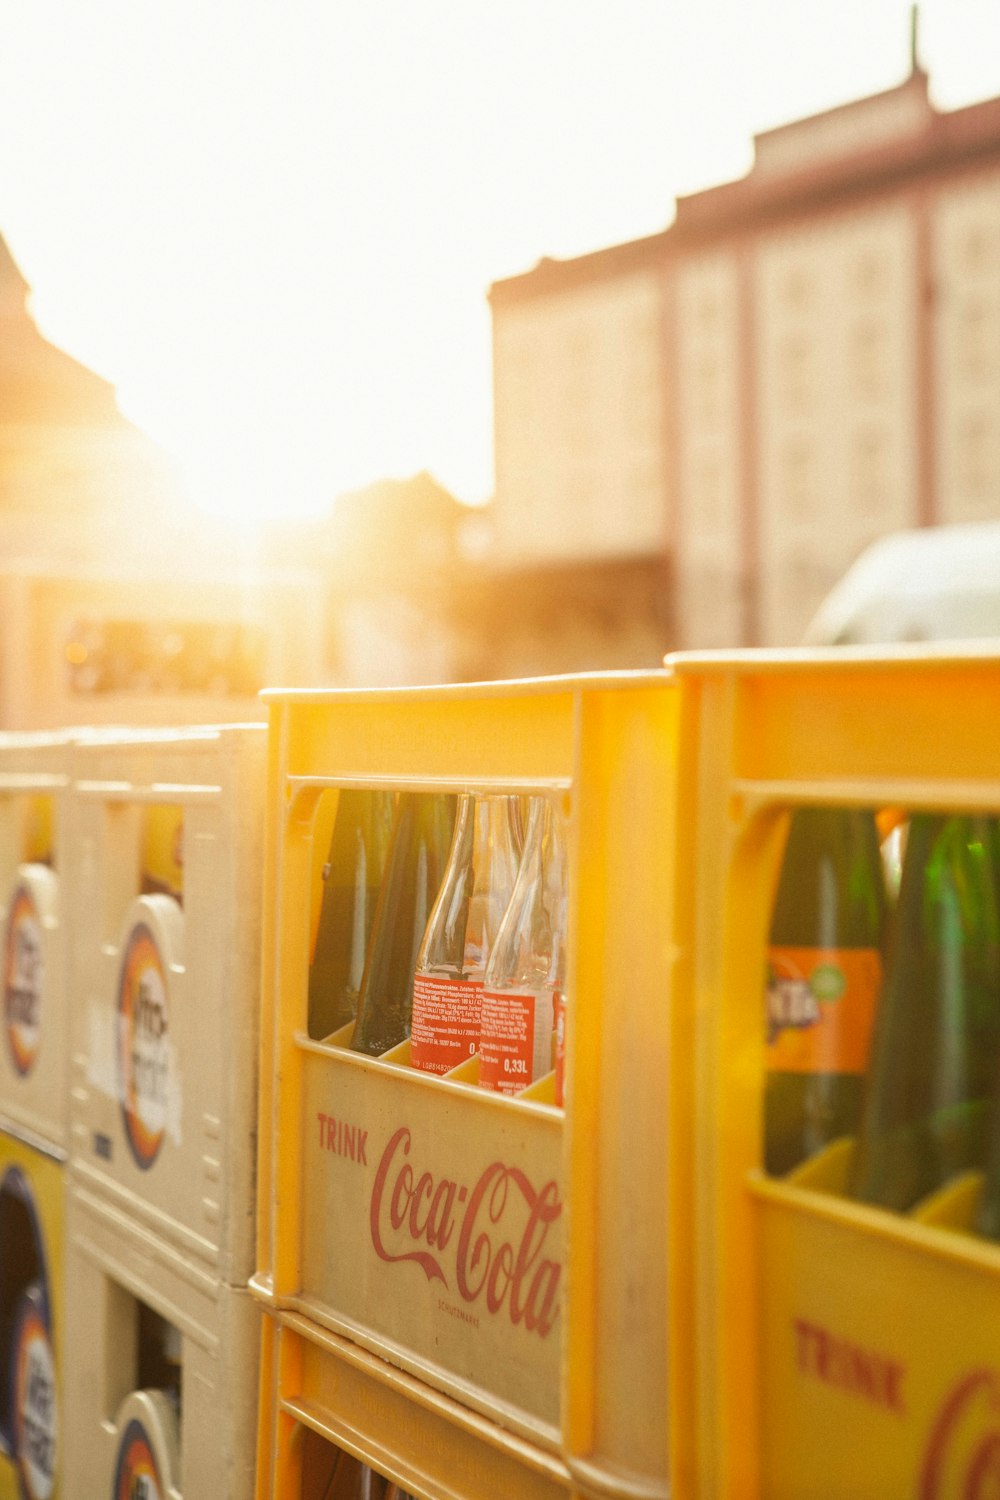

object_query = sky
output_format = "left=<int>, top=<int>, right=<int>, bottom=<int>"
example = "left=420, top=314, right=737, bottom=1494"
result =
left=1, top=0, right=999, bottom=529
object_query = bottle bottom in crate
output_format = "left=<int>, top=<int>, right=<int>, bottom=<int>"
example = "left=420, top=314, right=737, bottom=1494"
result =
left=302, top=1428, right=416, bottom=1500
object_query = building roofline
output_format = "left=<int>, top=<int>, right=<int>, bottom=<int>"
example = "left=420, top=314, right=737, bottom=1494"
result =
left=488, top=72, right=1000, bottom=302
left=673, top=81, right=1000, bottom=239
left=487, top=228, right=672, bottom=306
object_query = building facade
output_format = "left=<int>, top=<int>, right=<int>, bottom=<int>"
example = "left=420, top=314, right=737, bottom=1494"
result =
left=490, top=67, right=1000, bottom=648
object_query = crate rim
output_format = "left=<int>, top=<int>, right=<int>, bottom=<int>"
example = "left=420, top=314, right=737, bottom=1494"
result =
left=665, top=641, right=1000, bottom=675
left=261, top=668, right=671, bottom=706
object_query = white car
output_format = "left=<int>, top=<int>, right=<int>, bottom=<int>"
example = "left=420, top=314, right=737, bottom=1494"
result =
left=802, top=522, right=1000, bottom=646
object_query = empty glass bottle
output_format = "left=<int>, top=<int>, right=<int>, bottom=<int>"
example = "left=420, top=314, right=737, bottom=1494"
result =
left=850, top=813, right=1000, bottom=1212
left=350, top=793, right=455, bottom=1057
left=411, top=793, right=522, bottom=1075
left=765, top=806, right=887, bottom=1176
left=479, top=796, right=566, bottom=1095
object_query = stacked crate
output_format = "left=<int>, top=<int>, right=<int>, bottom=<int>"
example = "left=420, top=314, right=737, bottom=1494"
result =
left=61, top=724, right=267, bottom=1498
left=252, top=675, right=679, bottom=1499
left=0, top=734, right=71, bottom=1500
left=667, top=646, right=1000, bottom=1498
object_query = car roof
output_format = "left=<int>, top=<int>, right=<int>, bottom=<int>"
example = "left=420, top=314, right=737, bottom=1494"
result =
left=802, top=523, right=1000, bottom=645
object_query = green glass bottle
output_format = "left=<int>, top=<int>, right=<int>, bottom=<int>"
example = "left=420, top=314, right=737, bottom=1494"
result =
left=850, top=814, right=1000, bottom=1212
left=978, top=820, right=1000, bottom=1239
left=307, top=790, right=394, bottom=1040
left=764, top=806, right=887, bottom=1176
left=350, top=792, right=456, bottom=1057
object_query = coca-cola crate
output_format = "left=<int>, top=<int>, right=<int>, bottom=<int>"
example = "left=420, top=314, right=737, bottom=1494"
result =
left=256, top=1305, right=574, bottom=1500
left=0, top=734, right=71, bottom=1150
left=0, top=1124, right=65, bottom=1500
left=671, top=646, right=1000, bottom=1498
left=254, top=675, right=676, bottom=1499
left=62, top=1175, right=259, bottom=1499
left=66, top=724, right=266, bottom=1283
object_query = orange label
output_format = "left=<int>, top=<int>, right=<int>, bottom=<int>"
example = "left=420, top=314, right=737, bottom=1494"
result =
left=480, top=987, right=556, bottom=1095
left=117, top=924, right=171, bottom=1169
left=13, top=1300, right=57, bottom=1500
left=113, top=1419, right=163, bottom=1500
left=410, top=974, right=482, bottom=1075
left=4, top=885, right=44, bottom=1077
left=766, top=946, right=882, bottom=1074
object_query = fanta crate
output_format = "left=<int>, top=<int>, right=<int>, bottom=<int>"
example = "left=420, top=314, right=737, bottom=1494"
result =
left=256, top=1305, right=574, bottom=1500
left=254, top=675, right=677, bottom=1498
left=63, top=1176, right=259, bottom=1500
left=0, top=1123, right=65, bottom=1500
left=668, top=646, right=1000, bottom=1500
left=66, top=723, right=266, bottom=1284
left=0, top=734, right=71, bottom=1150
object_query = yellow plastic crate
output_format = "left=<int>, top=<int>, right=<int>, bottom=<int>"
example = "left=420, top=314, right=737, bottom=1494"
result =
left=257, top=1307, right=575, bottom=1500
left=0, top=1124, right=65, bottom=1500
left=66, top=724, right=266, bottom=1283
left=669, top=646, right=1000, bottom=1499
left=0, top=734, right=71, bottom=1151
left=255, top=674, right=678, bottom=1499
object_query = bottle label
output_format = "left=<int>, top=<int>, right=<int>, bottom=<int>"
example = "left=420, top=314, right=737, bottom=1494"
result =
left=410, top=974, right=483, bottom=1075
left=480, top=987, right=556, bottom=1095
left=766, top=946, right=882, bottom=1074
left=117, top=924, right=171, bottom=1169
left=13, top=1300, right=57, bottom=1500
left=4, top=884, right=44, bottom=1077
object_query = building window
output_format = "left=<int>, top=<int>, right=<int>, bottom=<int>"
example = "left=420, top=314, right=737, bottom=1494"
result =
left=962, top=222, right=998, bottom=277
left=780, top=267, right=814, bottom=312
left=780, top=438, right=814, bottom=523
left=694, top=453, right=726, bottom=535
left=958, top=293, right=995, bottom=382
left=778, top=332, right=812, bottom=416
left=850, top=425, right=890, bottom=519
left=694, top=351, right=721, bottom=428
left=850, top=317, right=887, bottom=401
left=960, top=409, right=996, bottom=503
left=851, top=252, right=887, bottom=300
left=697, top=291, right=719, bottom=331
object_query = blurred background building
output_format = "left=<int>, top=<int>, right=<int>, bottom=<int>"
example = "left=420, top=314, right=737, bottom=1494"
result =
left=489, top=60, right=1000, bottom=650
left=0, top=235, right=324, bottom=726
left=0, top=232, right=188, bottom=571
left=6, top=49, right=1000, bottom=711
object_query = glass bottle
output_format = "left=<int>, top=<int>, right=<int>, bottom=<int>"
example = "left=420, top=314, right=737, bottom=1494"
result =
left=305, top=1441, right=389, bottom=1499
left=850, top=813, right=1000, bottom=1212
left=764, top=805, right=887, bottom=1176
left=411, top=793, right=522, bottom=1075
left=308, top=790, right=394, bottom=1039
left=350, top=793, right=455, bottom=1057
left=479, top=796, right=566, bottom=1095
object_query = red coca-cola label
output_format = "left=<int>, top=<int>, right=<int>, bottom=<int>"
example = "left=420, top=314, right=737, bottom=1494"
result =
left=410, top=974, right=482, bottom=1075
left=479, top=987, right=555, bottom=1095
left=369, top=1125, right=561, bottom=1337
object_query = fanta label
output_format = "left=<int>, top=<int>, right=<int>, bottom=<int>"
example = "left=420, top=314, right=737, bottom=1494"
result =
left=767, top=945, right=882, bottom=1074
